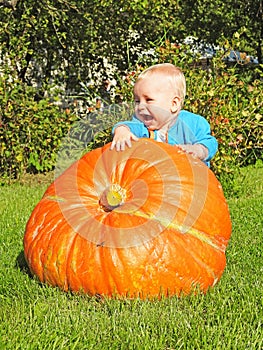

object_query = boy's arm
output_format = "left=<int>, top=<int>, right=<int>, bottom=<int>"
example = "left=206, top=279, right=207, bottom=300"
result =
left=111, top=118, right=149, bottom=151
left=193, top=133, right=218, bottom=162
left=175, top=112, right=218, bottom=165
left=178, top=144, right=208, bottom=160
left=187, top=115, right=217, bottom=160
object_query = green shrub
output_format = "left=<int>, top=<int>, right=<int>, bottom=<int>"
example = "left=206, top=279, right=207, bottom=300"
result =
left=0, top=77, right=77, bottom=181
left=184, top=59, right=263, bottom=176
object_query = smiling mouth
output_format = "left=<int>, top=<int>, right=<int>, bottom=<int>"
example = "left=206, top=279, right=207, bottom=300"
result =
left=142, top=115, right=153, bottom=122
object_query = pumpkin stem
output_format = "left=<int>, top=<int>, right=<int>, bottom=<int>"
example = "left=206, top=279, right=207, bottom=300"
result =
left=99, top=184, right=126, bottom=212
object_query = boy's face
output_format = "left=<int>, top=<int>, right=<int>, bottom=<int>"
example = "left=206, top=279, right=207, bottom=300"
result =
left=133, top=74, right=180, bottom=131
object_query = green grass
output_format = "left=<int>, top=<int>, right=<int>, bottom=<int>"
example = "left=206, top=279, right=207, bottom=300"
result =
left=0, top=166, right=262, bottom=350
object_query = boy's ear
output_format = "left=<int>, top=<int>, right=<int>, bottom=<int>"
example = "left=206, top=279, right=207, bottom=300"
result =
left=171, top=96, right=181, bottom=113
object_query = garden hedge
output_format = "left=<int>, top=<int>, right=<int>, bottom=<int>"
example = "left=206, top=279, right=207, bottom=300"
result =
left=0, top=52, right=262, bottom=182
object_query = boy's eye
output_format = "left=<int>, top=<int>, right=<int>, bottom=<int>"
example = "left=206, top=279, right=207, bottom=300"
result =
left=134, top=97, right=154, bottom=104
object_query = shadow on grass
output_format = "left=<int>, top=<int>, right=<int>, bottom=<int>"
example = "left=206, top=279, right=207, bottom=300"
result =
left=15, top=250, right=33, bottom=278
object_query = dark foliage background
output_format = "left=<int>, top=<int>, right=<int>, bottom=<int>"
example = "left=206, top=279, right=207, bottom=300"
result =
left=0, top=0, right=262, bottom=181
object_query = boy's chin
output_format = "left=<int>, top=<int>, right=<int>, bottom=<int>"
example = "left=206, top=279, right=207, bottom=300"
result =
left=146, top=126, right=155, bottom=131
left=143, top=121, right=156, bottom=130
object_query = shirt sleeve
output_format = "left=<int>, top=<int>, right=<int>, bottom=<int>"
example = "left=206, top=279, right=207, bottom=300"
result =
left=192, top=117, right=218, bottom=162
left=172, top=111, right=218, bottom=163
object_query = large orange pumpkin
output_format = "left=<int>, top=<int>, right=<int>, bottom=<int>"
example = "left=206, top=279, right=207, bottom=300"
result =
left=24, top=139, right=231, bottom=298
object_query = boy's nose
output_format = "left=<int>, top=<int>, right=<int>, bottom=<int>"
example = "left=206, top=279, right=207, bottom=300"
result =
left=138, top=102, right=146, bottom=111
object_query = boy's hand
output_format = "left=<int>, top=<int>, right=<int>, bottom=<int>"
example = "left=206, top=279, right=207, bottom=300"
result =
left=110, top=125, right=139, bottom=151
left=177, top=144, right=208, bottom=160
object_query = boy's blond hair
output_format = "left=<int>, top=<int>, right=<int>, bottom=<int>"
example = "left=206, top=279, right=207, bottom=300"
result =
left=137, top=63, right=186, bottom=107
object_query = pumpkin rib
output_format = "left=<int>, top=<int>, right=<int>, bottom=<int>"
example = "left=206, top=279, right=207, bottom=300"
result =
left=66, top=236, right=92, bottom=293
left=171, top=232, right=224, bottom=285
left=98, top=247, right=128, bottom=296
left=52, top=225, right=79, bottom=291
left=159, top=231, right=216, bottom=292
left=24, top=205, right=57, bottom=281
left=136, top=232, right=205, bottom=296
left=120, top=208, right=226, bottom=253
left=41, top=218, right=71, bottom=287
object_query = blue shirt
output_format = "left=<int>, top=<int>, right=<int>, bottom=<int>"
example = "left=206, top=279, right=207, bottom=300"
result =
left=113, top=110, right=218, bottom=167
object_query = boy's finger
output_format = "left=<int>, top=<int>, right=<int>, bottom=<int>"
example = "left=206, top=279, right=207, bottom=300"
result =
left=126, top=139, right=132, bottom=148
left=110, top=141, right=116, bottom=150
left=131, top=134, right=139, bottom=141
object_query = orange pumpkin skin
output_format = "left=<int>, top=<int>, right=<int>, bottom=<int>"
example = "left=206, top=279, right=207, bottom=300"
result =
left=24, top=139, right=231, bottom=298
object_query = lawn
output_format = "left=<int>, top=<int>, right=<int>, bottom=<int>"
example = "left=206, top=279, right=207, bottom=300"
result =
left=0, top=165, right=262, bottom=350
